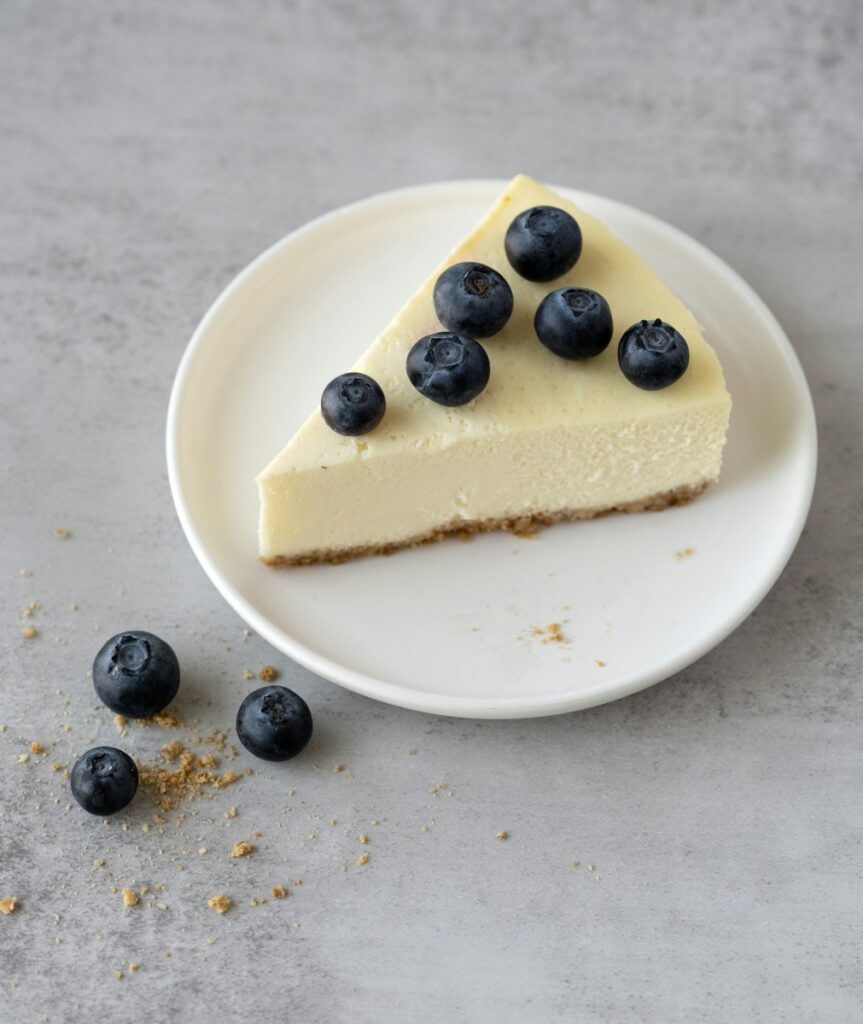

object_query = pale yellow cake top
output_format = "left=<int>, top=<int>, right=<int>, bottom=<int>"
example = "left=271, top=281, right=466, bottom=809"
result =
left=260, top=175, right=729, bottom=478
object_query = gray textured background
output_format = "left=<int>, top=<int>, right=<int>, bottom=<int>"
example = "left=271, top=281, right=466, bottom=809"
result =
left=1, top=1, right=861, bottom=1021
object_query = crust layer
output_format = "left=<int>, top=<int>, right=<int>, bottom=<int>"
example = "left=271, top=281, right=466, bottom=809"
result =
left=262, top=480, right=712, bottom=567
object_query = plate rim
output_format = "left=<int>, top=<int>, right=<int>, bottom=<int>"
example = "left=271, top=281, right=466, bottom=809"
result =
left=166, top=178, right=818, bottom=719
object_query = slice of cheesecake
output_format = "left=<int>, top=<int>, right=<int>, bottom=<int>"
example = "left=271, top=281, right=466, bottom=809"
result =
left=258, top=175, right=731, bottom=565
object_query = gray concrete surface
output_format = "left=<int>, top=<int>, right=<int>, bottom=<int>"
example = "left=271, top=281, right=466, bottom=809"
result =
left=1, top=1, right=861, bottom=1021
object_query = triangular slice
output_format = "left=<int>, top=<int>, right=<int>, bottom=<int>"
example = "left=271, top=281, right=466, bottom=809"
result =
left=258, top=175, right=731, bottom=565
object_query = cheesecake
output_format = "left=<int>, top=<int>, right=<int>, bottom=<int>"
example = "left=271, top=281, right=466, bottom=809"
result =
left=258, top=175, right=731, bottom=565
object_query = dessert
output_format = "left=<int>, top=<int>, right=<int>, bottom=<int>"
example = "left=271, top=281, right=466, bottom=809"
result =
left=258, top=174, right=731, bottom=565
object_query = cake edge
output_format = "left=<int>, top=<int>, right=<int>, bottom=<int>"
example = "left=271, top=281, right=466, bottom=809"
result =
left=262, top=479, right=712, bottom=567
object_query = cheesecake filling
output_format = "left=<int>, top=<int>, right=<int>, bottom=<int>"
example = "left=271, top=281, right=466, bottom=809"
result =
left=257, top=175, right=731, bottom=565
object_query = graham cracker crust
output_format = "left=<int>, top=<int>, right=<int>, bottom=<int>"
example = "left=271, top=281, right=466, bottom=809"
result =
left=262, top=480, right=712, bottom=567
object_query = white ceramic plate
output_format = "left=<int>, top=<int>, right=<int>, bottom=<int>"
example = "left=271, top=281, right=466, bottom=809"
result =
left=167, top=180, right=816, bottom=719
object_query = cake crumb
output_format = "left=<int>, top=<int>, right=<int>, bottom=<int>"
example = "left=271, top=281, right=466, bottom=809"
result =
left=128, top=962, right=139, bottom=974
left=332, top=763, right=344, bottom=774
left=531, top=622, right=569, bottom=645
left=571, top=859, right=581, bottom=869
left=224, top=806, right=238, bottom=819
left=259, top=665, right=278, bottom=682
left=205, top=730, right=228, bottom=752
left=214, top=770, right=241, bottom=788
left=496, top=831, right=509, bottom=841
left=146, top=710, right=182, bottom=729
left=54, top=528, right=71, bottom=539
left=408, top=748, right=417, bottom=756
left=0, top=897, right=17, bottom=915
left=121, top=888, right=139, bottom=908
left=160, top=740, right=184, bottom=762
left=29, top=741, right=44, bottom=755
left=271, top=884, right=288, bottom=900
left=17, top=753, right=29, bottom=764
left=114, top=970, right=123, bottom=982
left=358, top=833, right=368, bottom=845
left=207, top=894, right=231, bottom=914
left=69, top=602, right=79, bottom=611
left=21, top=626, right=38, bottom=639
left=230, top=841, right=255, bottom=858
left=138, top=742, right=244, bottom=812
left=675, top=547, right=695, bottom=560
left=114, top=714, right=128, bottom=736
left=357, top=853, right=369, bottom=865
left=93, top=859, right=105, bottom=868
left=595, top=659, right=606, bottom=668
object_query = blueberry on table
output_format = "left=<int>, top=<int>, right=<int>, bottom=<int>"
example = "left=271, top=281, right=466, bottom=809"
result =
left=70, top=746, right=138, bottom=815
left=618, top=319, right=690, bottom=390
left=321, top=373, right=386, bottom=436
left=505, top=206, right=582, bottom=282
left=406, top=332, right=490, bottom=407
left=93, top=631, right=180, bottom=718
left=433, top=262, right=513, bottom=338
left=534, top=287, right=613, bottom=360
left=236, top=685, right=313, bottom=762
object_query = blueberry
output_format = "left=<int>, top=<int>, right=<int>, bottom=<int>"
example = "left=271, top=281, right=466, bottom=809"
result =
left=406, top=332, right=490, bottom=407
left=321, top=372, right=386, bottom=436
left=618, top=319, right=690, bottom=390
left=236, top=685, right=313, bottom=762
left=70, top=746, right=138, bottom=815
left=534, top=288, right=613, bottom=360
left=93, top=631, right=180, bottom=719
left=433, top=262, right=513, bottom=338
left=505, top=206, right=582, bottom=282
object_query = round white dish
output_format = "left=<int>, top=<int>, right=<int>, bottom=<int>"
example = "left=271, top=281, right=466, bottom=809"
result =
left=166, top=180, right=817, bottom=719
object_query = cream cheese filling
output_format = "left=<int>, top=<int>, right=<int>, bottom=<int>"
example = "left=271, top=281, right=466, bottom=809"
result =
left=258, top=175, right=731, bottom=562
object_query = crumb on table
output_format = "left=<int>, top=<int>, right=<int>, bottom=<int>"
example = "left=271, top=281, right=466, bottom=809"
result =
left=496, top=831, right=509, bottom=841
left=121, top=888, right=139, bottom=908
left=230, top=840, right=255, bottom=858
left=207, top=894, right=231, bottom=914
left=271, top=884, right=288, bottom=900
left=259, top=665, right=278, bottom=682
left=0, top=897, right=17, bottom=915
